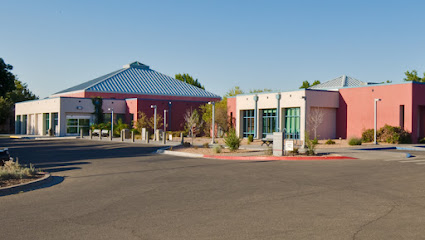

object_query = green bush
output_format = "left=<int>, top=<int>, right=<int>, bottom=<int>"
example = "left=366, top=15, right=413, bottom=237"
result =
left=378, top=124, right=411, bottom=144
left=0, top=159, right=38, bottom=181
left=224, top=129, right=242, bottom=151
left=265, top=146, right=273, bottom=155
left=419, top=138, right=425, bottom=144
left=348, top=137, right=362, bottom=146
left=289, top=148, right=299, bottom=156
left=212, top=145, right=221, bottom=154
left=362, top=129, right=375, bottom=142
left=312, top=138, right=319, bottom=145
left=305, top=133, right=317, bottom=155
left=325, top=139, right=335, bottom=145
left=247, top=135, right=254, bottom=144
left=203, top=143, right=209, bottom=148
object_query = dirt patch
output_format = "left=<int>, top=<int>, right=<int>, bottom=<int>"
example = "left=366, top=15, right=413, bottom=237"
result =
left=0, top=174, right=44, bottom=188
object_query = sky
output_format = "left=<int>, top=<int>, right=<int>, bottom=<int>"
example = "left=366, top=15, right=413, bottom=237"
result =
left=1, top=0, right=425, bottom=99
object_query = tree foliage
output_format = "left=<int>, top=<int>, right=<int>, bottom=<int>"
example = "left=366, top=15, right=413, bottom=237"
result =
left=91, top=97, right=104, bottom=124
left=0, top=78, right=38, bottom=125
left=200, top=98, right=229, bottom=137
left=0, top=58, right=16, bottom=97
left=225, top=86, right=244, bottom=97
left=175, top=73, right=205, bottom=90
left=299, top=80, right=321, bottom=89
left=184, top=109, right=203, bottom=145
left=249, top=88, right=273, bottom=93
left=404, top=70, right=425, bottom=82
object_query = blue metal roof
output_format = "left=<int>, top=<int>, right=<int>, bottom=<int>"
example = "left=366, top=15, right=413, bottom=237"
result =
left=309, top=75, right=376, bottom=90
left=54, top=62, right=220, bottom=99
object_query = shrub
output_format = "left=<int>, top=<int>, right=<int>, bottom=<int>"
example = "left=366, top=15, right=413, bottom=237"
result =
left=0, top=159, right=37, bottom=181
left=289, top=148, right=299, bottom=156
left=247, top=135, right=254, bottom=144
left=212, top=145, right=221, bottom=154
left=325, top=139, right=335, bottom=145
left=378, top=124, right=411, bottom=144
left=362, top=129, right=375, bottom=142
left=348, top=137, right=362, bottom=146
left=265, top=146, right=273, bottom=155
left=305, top=133, right=317, bottom=155
left=183, top=142, right=191, bottom=147
left=312, top=138, right=319, bottom=145
left=224, top=129, right=242, bottom=151
left=419, top=138, right=425, bottom=144
left=203, top=143, right=209, bottom=148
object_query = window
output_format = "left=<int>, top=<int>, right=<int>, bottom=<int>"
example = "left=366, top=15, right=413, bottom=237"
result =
left=52, top=113, right=58, bottom=135
left=262, top=109, right=277, bottom=138
left=16, top=115, right=21, bottom=134
left=285, top=108, right=300, bottom=139
left=43, top=113, right=50, bottom=135
left=242, top=110, right=255, bottom=137
left=22, top=115, right=27, bottom=134
left=67, top=117, right=90, bottom=135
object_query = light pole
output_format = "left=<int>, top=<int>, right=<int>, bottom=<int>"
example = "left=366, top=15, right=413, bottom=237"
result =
left=151, top=105, right=157, bottom=140
left=164, top=109, right=168, bottom=133
left=301, top=95, right=307, bottom=149
left=108, top=108, right=114, bottom=140
left=208, top=101, right=216, bottom=144
left=374, top=98, right=381, bottom=144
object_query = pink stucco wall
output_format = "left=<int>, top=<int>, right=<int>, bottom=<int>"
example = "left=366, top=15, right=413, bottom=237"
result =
left=337, top=83, right=414, bottom=141
left=227, top=97, right=236, bottom=128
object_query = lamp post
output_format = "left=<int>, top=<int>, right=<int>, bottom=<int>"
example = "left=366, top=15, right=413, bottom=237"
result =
left=301, top=95, right=307, bottom=149
left=164, top=109, right=168, bottom=133
left=151, top=105, right=157, bottom=140
left=374, top=98, right=381, bottom=144
left=108, top=108, right=114, bottom=140
left=208, top=101, right=216, bottom=144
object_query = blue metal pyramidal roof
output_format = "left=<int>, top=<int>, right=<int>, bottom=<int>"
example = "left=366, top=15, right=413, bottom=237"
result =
left=54, top=61, right=220, bottom=99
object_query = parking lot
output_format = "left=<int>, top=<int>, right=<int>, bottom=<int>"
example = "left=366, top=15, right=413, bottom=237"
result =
left=1, top=138, right=425, bottom=240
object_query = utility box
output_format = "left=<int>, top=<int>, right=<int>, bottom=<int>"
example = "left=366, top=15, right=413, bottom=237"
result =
left=273, top=132, right=284, bottom=156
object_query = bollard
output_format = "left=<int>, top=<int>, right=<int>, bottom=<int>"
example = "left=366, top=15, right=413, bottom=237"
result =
left=146, top=132, right=150, bottom=143
left=131, top=131, right=135, bottom=142
left=163, top=132, right=166, bottom=144
left=89, top=129, right=92, bottom=139
left=180, top=132, right=184, bottom=144
left=121, top=130, right=124, bottom=142
left=80, top=129, right=83, bottom=138
left=99, top=131, right=102, bottom=140
left=110, top=130, right=113, bottom=141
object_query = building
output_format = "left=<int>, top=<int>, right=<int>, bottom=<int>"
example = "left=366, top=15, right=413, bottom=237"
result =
left=228, top=76, right=425, bottom=143
left=15, top=61, right=220, bottom=136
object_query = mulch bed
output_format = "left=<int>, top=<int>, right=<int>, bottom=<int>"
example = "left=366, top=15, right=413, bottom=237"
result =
left=0, top=174, right=44, bottom=188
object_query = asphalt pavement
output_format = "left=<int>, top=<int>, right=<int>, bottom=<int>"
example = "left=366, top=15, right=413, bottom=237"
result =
left=1, top=138, right=425, bottom=240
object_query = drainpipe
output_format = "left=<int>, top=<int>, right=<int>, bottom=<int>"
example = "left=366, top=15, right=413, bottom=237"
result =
left=276, top=93, right=281, bottom=132
left=254, top=95, right=259, bottom=139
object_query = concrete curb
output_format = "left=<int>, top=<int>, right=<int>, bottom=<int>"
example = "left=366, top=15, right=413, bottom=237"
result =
left=0, top=172, right=52, bottom=197
left=157, top=150, right=356, bottom=161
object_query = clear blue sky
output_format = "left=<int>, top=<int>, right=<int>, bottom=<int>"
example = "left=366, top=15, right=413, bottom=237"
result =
left=2, top=0, right=425, bottom=98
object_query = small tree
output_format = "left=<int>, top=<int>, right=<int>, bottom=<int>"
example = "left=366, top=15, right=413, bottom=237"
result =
left=135, top=111, right=149, bottom=132
left=184, top=109, right=203, bottom=145
left=148, top=114, right=163, bottom=133
left=308, top=107, right=325, bottom=139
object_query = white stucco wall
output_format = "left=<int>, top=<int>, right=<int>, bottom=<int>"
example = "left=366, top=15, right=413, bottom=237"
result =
left=15, top=97, right=126, bottom=136
left=233, top=89, right=339, bottom=142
